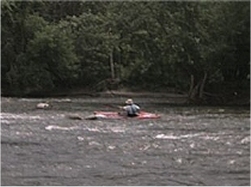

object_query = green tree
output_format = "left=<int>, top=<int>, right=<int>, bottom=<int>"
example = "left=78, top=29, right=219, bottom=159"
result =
left=1, top=1, right=46, bottom=93
left=1, top=0, right=249, bottom=101
left=24, top=21, right=79, bottom=92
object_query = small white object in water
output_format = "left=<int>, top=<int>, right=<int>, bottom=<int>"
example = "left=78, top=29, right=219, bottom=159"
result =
left=241, top=136, right=250, bottom=144
left=77, top=136, right=85, bottom=141
left=176, top=158, right=183, bottom=164
left=190, top=143, right=195, bottom=148
left=228, top=160, right=236, bottom=165
left=108, top=145, right=116, bottom=150
left=36, top=103, right=49, bottom=109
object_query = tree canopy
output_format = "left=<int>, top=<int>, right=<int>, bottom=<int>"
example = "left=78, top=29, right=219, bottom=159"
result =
left=1, top=0, right=250, bottom=103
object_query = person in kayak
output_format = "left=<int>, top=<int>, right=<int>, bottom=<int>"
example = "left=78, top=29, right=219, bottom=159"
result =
left=120, top=98, right=140, bottom=117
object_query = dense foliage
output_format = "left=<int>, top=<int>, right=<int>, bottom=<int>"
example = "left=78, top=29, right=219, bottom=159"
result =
left=1, top=1, right=250, bottom=102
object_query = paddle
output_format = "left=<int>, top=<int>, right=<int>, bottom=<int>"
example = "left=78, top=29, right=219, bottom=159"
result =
left=104, top=104, right=126, bottom=116
left=104, top=104, right=122, bottom=110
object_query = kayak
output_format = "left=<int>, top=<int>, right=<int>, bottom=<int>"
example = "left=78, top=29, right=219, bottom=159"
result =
left=85, top=111, right=160, bottom=120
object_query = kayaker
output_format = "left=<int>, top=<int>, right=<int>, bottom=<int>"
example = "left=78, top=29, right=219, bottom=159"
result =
left=120, top=98, right=140, bottom=117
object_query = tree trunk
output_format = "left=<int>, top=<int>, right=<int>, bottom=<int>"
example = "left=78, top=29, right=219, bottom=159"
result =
left=110, top=48, right=115, bottom=79
left=189, top=74, right=194, bottom=97
left=188, top=72, right=207, bottom=102
left=199, top=72, right=207, bottom=98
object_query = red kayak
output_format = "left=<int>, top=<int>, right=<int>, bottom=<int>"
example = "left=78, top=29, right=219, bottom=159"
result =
left=85, top=111, right=160, bottom=120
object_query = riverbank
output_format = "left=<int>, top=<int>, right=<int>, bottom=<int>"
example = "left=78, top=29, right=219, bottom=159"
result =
left=1, top=88, right=249, bottom=107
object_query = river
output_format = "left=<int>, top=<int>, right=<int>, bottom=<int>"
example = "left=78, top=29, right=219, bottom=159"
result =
left=1, top=97, right=250, bottom=186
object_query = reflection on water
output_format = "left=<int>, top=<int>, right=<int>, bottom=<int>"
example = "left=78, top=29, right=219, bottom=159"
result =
left=1, top=97, right=250, bottom=186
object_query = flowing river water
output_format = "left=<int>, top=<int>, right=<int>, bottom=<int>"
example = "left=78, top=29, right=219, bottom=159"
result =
left=1, top=97, right=250, bottom=186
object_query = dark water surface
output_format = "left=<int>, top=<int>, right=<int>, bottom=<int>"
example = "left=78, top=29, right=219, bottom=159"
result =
left=1, top=97, right=250, bottom=186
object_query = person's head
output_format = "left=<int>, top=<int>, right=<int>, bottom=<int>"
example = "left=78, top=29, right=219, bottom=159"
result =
left=125, top=98, right=133, bottom=105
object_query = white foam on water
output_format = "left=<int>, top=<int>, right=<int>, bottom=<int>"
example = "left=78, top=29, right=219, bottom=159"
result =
left=155, top=134, right=180, bottom=139
left=15, top=131, right=33, bottom=136
left=77, top=136, right=85, bottom=141
left=45, top=125, right=79, bottom=131
left=155, top=132, right=232, bottom=142
left=1, top=112, right=42, bottom=120
left=108, top=145, right=116, bottom=150
left=240, top=136, right=250, bottom=144
left=155, top=133, right=203, bottom=140
left=228, top=160, right=236, bottom=165
left=85, top=127, right=104, bottom=132
left=83, top=125, right=126, bottom=134
left=88, top=141, right=101, bottom=146
left=18, top=98, right=45, bottom=102
left=201, top=134, right=220, bottom=141
left=53, top=98, right=72, bottom=102
left=109, top=126, right=125, bottom=133
left=19, top=98, right=68, bottom=102
left=1, top=120, right=13, bottom=124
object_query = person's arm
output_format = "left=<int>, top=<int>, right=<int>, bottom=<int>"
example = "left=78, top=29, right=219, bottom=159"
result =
left=119, top=106, right=127, bottom=110
left=136, top=105, right=140, bottom=110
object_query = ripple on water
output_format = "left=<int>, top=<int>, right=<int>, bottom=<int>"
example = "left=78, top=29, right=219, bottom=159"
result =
left=1, top=113, right=42, bottom=120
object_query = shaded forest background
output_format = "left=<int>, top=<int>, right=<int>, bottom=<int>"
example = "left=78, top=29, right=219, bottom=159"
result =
left=1, top=1, right=250, bottom=104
